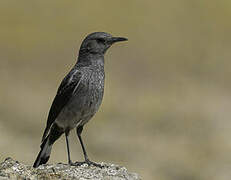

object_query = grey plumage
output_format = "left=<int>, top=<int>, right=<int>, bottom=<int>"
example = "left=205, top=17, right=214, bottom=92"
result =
left=33, top=32, right=127, bottom=168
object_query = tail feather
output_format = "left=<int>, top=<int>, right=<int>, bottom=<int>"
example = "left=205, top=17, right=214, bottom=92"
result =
left=41, top=126, right=50, bottom=142
left=33, top=136, right=52, bottom=168
left=33, top=123, right=64, bottom=168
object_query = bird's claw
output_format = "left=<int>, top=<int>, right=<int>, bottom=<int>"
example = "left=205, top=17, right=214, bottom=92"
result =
left=70, top=159, right=103, bottom=168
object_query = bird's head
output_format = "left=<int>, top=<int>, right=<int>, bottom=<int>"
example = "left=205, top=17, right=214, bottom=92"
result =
left=79, top=32, right=127, bottom=57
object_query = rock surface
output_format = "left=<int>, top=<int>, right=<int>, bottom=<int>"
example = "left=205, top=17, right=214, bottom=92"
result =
left=0, top=157, right=140, bottom=180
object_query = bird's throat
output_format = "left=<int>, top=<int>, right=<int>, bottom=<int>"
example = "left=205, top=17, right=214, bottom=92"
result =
left=77, top=54, right=105, bottom=68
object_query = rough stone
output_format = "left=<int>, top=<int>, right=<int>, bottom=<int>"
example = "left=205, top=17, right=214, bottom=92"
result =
left=0, top=157, right=140, bottom=180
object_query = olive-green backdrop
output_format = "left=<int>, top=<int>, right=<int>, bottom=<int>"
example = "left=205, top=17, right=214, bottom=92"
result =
left=0, top=1, right=231, bottom=179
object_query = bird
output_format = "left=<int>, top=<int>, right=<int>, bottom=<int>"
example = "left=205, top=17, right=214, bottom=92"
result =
left=33, top=32, right=127, bottom=168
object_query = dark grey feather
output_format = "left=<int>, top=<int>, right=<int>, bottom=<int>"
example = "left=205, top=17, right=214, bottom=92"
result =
left=41, top=69, right=82, bottom=142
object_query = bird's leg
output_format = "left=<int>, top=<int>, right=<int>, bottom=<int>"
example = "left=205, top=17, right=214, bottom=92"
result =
left=65, top=131, right=74, bottom=165
left=74, top=126, right=103, bottom=167
left=77, top=126, right=88, bottom=160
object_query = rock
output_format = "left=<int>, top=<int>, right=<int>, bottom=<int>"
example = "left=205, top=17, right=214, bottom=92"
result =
left=0, top=157, right=140, bottom=180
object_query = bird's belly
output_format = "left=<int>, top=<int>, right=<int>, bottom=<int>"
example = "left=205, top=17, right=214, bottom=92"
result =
left=55, top=89, right=103, bottom=131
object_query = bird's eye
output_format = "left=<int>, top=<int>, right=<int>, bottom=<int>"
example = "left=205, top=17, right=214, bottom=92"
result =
left=96, top=38, right=106, bottom=44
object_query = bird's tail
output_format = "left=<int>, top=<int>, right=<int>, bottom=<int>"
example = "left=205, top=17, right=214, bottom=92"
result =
left=33, top=123, right=63, bottom=168
left=33, top=136, right=52, bottom=168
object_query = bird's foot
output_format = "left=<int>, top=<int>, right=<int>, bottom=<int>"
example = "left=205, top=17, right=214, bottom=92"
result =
left=71, top=159, right=103, bottom=168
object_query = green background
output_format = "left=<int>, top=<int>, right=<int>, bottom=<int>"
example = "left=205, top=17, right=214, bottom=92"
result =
left=1, top=0, right=231, bottom=179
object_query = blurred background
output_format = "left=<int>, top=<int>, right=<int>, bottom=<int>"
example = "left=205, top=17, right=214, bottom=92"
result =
left=0, top=0, right=231, bottom=179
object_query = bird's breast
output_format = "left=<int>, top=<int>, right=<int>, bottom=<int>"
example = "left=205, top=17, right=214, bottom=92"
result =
left=74, top=69, right=104, bottom=112
left=55, top=69, right=104, bottom=130
left=88, top=70, right=105, bottom=105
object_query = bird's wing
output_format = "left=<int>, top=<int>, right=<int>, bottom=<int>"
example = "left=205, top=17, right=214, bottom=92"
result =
left=41, top=69, right=83, bottom=142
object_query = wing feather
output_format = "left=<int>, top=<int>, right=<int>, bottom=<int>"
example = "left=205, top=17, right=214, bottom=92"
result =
left=41, top=69, right=82, bottom=142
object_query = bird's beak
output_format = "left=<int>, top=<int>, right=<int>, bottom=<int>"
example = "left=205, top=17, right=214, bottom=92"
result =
left=111, top=37, right=128, bottom=43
